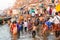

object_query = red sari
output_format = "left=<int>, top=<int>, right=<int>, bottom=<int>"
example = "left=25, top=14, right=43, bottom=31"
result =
left=10, top=24, right=17, bottom=35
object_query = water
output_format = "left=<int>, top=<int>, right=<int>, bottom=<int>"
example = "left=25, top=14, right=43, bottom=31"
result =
left=0, top=24, right=56, bottom=40
left=0, top=24, right=11, bottom=40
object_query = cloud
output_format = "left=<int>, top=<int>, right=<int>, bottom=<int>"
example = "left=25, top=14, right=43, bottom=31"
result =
left=0, top=0, right=16, bottom=10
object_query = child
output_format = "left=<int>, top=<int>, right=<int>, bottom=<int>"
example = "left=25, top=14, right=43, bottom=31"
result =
left=32, top=24, right=36, bottom=38
left=24, top=20, right=28, bottom=32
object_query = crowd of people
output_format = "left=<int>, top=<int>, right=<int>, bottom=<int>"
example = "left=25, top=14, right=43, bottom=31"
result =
left=8, top=11, right=60, bottom=40
left=7, top=0, right=60, bottom=40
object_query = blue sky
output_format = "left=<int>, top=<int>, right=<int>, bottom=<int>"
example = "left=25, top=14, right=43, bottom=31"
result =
left=0, top=0, right=16, bottom=10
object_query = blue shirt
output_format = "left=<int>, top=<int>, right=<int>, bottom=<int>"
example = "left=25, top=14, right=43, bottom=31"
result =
left=45, top=21, right=52, bottom=29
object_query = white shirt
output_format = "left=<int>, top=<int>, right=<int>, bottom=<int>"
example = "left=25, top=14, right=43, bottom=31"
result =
left=24, top=22, right=28, bottom=27
left=49, top=17, right=54, bottom=22
left=32, top=13, right=35, bottom=16
left=53, top=15, right=60, bottom=24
